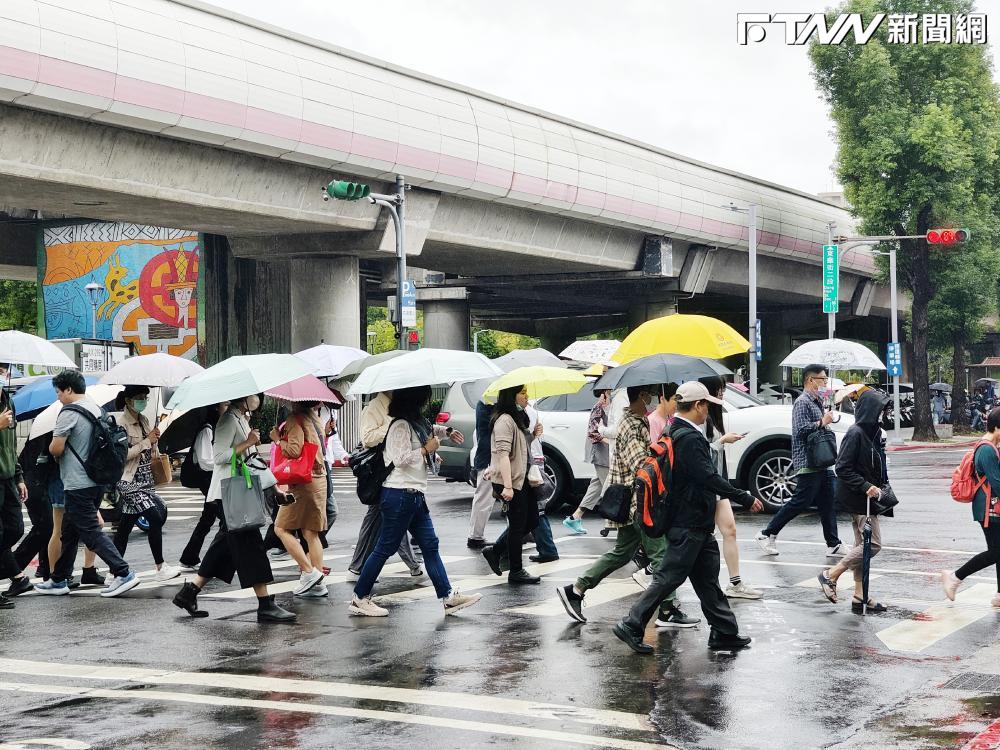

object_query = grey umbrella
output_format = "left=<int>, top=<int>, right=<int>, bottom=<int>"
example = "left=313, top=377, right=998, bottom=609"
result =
left=593, top=354, right=732, bottom=391
left=494, top=348, right=565, bottom=372
left=930, top=382, right=952, bottom=392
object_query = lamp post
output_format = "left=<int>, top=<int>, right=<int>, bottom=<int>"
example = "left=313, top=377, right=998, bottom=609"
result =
left=84, top=282, right=104, bottom=339
left=724, top=203, right=759, bottom=397
left=473, top=329, right=486, bottom=354
left=366, top=330, right=377, bottom=355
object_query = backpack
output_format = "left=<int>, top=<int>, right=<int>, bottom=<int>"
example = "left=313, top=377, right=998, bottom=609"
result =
left=634, top=434, right=675, bottom=538
left=349, top=418, right=406, bottom=505
left=950, top=440, right=998, bottom=528
left=180, top=424, right=213, bottom=492
left=62, top=403, right=129, bottom=487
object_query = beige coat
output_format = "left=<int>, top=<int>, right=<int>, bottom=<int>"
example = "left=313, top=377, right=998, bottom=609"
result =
left=489, top=413, right=529, bottom=491
left=275, top=414, right=327, bottom=532
left=119, top=408, right=159, bottom=483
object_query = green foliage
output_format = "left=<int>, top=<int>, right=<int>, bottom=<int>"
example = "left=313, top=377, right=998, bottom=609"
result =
left=0, top=280, right=37, bottom=333
left=472, top=329, right=540, bottom=358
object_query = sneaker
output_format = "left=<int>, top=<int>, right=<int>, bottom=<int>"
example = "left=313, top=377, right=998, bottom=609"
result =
left=754, top=532, right=778, bottom=556
left=725, top=582, right=763, bottom=600
left=632, top=569, right=652, bottom=590
left=941, top=569, right=962, bottom=601
left=443, top=590, right=482, bottom=615
left=826, top=544, right=850, bottom=557
left=80, top=567, right=106, bottom=587
left=481, top=545, right=503, bottom=577
left=6, top=576, right=33, bottom=597
left=562, top=517, right=586, bottom=535
left=269, top=550, right=291, bottom=562
left=348, top=594, right=389, bottom=617
left=708, top=630, right=752, bottom=650
left=177, top=563, right=199, bottom=574
left=100, top=571, right=141, bottom=598
left=654, top=605, right=700, bottom=628
left=293, top=568, right=323, bottom=595
left=155, top=564, right=181, bottom=582
left=556, top=585, right=587, bottom=623
left=613, top=621, right=653, bottom=654
left=346, top=568, right=361, bottom=582
left=466, top=537, right=487, bottom=549
left=34, top=579, right=70, bottom=596
left=295, top=584, right=329, bottom=598
left=409, top=567, right=425, bottom=578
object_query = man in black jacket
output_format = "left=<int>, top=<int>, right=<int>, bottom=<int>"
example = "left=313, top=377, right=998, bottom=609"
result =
left=614, top=381, right=761, bottom=653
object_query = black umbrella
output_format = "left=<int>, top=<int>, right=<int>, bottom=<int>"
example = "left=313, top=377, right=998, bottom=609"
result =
left=861, top=504, right=873, bottom=615
left=930, top=382, right=952, bottom=393
left=159, top=405, right=211, bottom=455
left=593, top=354, right=731, bottom=391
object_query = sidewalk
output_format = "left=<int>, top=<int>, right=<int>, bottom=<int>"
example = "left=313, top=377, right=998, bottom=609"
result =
left=886, top=425, right=982, bottom=452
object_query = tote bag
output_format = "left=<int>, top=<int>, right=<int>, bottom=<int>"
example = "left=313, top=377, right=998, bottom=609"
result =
left=220, top=454, right=268, bottom=532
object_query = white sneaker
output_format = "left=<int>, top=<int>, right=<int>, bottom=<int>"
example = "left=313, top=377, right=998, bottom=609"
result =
left=941, top=569, right=962, bottom=601
left=345, top=569, right=361, bottom=582
left=295, top=584, right=328, bottom=598
left=349, top=594, right=389, bottom=617
left=632, top=570, right=652, bottom=590
left=177, top=564, right=198, bottom=574
left=826, top=544, right=850, bottom=557
left=754, top=532, right=778, bottom=555
left=293, top=568, right=323, bottom=595
left=443, top=590, right=483, bottom=615
left=409, top=567, right=426, bottom=578
left=155, top=564, right=180, bottom=582
left=725, top=582, right=763, bottom=600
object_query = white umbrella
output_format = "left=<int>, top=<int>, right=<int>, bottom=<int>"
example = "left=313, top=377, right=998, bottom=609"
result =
left=349, top=349, right=503, bottom=396
left=294, top=344, right=368, bottom=378
left=0, top=331, right=77, bottom=369
left=494, top=348, right=564, bottom=372
left=559, top=340, right=621, bottom=365
left=28, top=384, right=124, bottom=439
left=166, top=353, right=313, bottom=411
left=834, top=383, right=868, bottom=404
left=780, top=339, right=886, bottom=371
left=100, top=352, right=204, bottom=387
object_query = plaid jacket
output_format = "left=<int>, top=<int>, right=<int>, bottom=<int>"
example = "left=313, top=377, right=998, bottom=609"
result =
left=606, top=410, right=650, bottom=528
left=791, top=390, right=826, bottom=470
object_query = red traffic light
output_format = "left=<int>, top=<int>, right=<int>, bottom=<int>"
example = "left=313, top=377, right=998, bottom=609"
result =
left=926, top=228, right=971, bottom=245
left=407, top=331, right=419, bottom=344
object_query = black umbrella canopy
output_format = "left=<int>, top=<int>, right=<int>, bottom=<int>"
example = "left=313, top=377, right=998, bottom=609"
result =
left=593, top=354, right=732, bottom=391
left=159, top=406, right=212, bottom=455
left=929, top=382, right=952, bottom=393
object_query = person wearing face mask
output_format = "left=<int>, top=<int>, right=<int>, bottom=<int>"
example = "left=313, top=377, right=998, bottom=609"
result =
left=112, top=385, right=180, bottom=582
left=755, top=364, right=846, bottom=558
left=172, top=393, right=295, bottom=622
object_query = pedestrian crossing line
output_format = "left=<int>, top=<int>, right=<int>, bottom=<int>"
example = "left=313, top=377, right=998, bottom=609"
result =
left=737, top=537, right=983, bottom=557
left=876, top=584, right=998, bottom=653
left=793, top=574, right=884, bottom=589
left=741, top=558, right=993, bottom=583
left=506, top=581, right=640, bottom=617
left=0, top=683, right=669, bottom=750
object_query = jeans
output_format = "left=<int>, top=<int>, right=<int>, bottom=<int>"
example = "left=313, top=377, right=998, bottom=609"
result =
left=0, top=479, right=23, bottom=580
left=180, top=500, right=219, bottom=567
left=53, top=486, right=129, bottom=580
left=493, top=513, right=559, bottom=561
left=348, top=502, right=419, bottom=574
left=354, top=488, right=451, bottom=599
left=762, top=470, right=841, bottom=547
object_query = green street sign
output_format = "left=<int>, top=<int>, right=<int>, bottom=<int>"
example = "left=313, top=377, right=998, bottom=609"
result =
left=822, top=244, right=839, bottom=314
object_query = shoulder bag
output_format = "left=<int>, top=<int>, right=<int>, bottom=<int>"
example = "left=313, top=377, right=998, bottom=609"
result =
left=806, top=427, right=837, bottom=469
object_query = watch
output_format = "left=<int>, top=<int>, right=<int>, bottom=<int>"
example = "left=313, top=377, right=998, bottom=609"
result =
left=445, top=427, right=454, bottom=435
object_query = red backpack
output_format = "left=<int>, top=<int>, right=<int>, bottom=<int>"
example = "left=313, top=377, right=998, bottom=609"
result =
left=635, top=435, right=675, bottom=538
left=950, top=440, right=998, bottom=528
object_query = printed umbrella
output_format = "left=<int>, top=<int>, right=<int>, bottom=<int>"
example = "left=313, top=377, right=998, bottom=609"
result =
left=0, top=331, right=77, bottom=368
left=12, top=375, right=99, bottom=419
left=166, top=353, right=313, bottom=411
left=593, top=354, right=731, bottom=391
left=28, top=384, right=123, bottom=439
left=100, top=352, right=204, bottom=388
left=834, top=383, right=869, bottom=405
left=348, top=349, right=502, bottom=396
left=611, top=315, right=750, bottom=365
left=481, top=366, right=589, bottom=403
left=779, top=339, right=886, bottom=371
left=494, top=348, right=565, bottom=372
left=559, top=340, right=621, bottom=365
left=294, top=344, right=368, bottom=378
left=265, top=375, right=344, bottom=404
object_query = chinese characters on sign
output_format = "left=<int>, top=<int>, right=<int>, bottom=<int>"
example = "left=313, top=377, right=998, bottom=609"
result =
left=887, top=343, right=903, bottom=378
left=401, top=280, right=417, bottom=328
left=755, top=319, right=762, bottom=362
left=822, top=245, right=839, bottom=314
left=738, top=13, right=987, bottom=45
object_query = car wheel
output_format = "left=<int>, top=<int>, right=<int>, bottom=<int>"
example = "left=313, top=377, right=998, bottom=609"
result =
left=749, top=449, right=797, bottom=513
left=542, top=456, right=570, bottom=511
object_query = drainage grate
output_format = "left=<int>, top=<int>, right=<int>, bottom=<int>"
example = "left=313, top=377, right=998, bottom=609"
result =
left=941, top=673, right=1000, bottom=691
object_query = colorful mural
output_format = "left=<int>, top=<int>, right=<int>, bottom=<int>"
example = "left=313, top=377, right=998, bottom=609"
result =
left=39, top=223, right=202, bottom=359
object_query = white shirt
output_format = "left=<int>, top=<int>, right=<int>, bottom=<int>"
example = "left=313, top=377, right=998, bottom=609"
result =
left=382, top=420, right=448, bottom=493
left=194, top=424, right=214, bottom=472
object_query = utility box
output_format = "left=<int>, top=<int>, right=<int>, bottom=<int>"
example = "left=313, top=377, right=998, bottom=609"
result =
left=49, top=338, right=134, bottom=374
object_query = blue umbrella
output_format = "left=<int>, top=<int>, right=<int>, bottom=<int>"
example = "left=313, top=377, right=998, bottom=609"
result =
left=12, top=375, right=99, bottom=419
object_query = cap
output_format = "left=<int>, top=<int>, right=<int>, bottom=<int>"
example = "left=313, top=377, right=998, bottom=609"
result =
left=675, top=381, right=725, bottom=406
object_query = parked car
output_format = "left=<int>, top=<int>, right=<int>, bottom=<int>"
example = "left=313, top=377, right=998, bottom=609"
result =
left=435, top=381, right=479, bottom=485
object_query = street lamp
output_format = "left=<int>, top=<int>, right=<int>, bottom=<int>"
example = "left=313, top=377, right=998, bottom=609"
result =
left=473, top=329, right=486, bottom=354
left=366, top=330, right=377, bottom=355
left=724, top=202, right=759, bottom=397
left=84, top=282, right=104, bottom=339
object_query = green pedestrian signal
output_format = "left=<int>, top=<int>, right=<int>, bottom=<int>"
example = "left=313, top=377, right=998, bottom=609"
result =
left=324, top=180, right=370, bottom=201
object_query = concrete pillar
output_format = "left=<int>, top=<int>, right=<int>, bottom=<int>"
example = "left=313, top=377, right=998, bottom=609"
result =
left=423, top=299, right=470, bottom=351
left=289, top=255, right=361, bottom=351
left=627, top=300, right=677, bottom=331
left=539, top=332, right=576, bottom=356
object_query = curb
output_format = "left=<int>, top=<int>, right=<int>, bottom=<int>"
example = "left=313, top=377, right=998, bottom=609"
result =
left=887, top=439, right=980, bottom=452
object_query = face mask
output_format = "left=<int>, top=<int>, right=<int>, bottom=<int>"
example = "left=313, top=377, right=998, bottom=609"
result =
left=131, top=399, right=147, bottom=412
left=245, top=395, right=261, bottom=412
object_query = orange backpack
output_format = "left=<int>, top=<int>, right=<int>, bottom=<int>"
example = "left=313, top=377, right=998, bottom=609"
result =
left=635, top=435, right=675, bottom=538
left=950, top=440, right=998, bottom=528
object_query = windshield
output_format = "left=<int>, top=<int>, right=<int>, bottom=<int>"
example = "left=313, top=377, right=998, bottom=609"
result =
left=724, top=385, right=765, bottom=409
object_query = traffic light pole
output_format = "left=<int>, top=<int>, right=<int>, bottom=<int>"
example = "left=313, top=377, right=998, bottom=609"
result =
left=748, top=203, right=758, bottom=399
left=369, top=175, right=407, bottom=350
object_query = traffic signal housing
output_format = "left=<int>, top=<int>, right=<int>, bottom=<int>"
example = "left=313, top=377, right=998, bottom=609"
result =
left=323, top=180, right=370, bottom=201
left=926, top=228, right=970, bottom=245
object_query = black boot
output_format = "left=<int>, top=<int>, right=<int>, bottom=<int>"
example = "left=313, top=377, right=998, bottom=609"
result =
left=257, top=595, right=296, bottom=623
left=80, top=567, right=106, bottom=586
left=172, top=582, right=209, bottom=618
left=508, top=569, right=541, bottom=585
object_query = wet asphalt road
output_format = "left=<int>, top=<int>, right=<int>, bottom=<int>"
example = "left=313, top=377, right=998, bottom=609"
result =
left=0, top=447, right=997, bottom=750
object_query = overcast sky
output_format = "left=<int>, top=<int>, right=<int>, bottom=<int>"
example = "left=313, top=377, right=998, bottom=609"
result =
left=208, top=0, right=1000, bottom=196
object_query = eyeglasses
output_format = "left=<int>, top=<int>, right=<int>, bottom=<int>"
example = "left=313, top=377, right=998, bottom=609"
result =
left=811, top=376, right=829, bottom=383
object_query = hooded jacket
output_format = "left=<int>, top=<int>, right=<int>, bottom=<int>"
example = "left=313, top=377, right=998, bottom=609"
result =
left=835, top=390, right=891, bottom=515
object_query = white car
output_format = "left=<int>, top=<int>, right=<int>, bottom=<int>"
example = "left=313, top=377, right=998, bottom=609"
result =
left=535, top=385, right=854, bottom=512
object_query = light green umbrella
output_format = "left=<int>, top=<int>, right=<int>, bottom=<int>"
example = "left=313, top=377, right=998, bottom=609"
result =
left=165, top=353, right=313, bottom=411
left=348, top=348, right=502, bottom=396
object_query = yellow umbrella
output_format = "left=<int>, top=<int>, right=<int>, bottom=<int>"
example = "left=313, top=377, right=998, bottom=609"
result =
left=583, top=363, right=607, bottom=377
left=611, top=314, right=750, bottom=365
left=482, top=366, right=589, bottom=403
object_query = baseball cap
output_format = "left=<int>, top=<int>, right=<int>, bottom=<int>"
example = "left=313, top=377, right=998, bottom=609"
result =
left=675, top=381, right=725, bottom=406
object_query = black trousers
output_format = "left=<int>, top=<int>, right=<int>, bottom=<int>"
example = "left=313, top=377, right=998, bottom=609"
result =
left=956, top=522, right=1000, bottom=589
left=0, top=479, right=23, bottom=580
left=114, top=510, right=165, bottom=566
left=198, top=514, right=274, bottom=588
left=180, top=500, right=219, bottom=567
left=497, top=485, right=538, bottom=574
left=14, top=488, right=52, bottom=577
left=623, top=527, right=739, bottom=635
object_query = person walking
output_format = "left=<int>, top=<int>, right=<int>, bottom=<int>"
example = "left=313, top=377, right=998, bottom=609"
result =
left=35, top=370, right=140, bottom=598
left=178, top=402, right=227, bottom=572
left=348, top=385, right=480, bottom=617
left=466, top=398, right=496, bottom=548
left=563, top=390, right=611, bottom=535
left=557, top=385, right=698, bottom=627
left=941, top=406, right=1000, bottom=609
left=614, top=382, right=761, bottom=653
left=270, top=401, right=328, bottom=598
left=111, top=386, right=180, bottom=582
left=0, top=363, right=29, bottom=607
left=7, top=437, right=55, bottom=597
left=818, top=390, right=892, bottom=612
left=171, top=394, right=295, bottom=622
left=932, top=391, right=947, bottom=426
left=755, top=364, right=846, bottom=557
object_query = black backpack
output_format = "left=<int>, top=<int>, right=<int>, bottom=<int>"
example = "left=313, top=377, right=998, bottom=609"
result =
left=349, top=418, right=416, bottom=505
left=180, top=424, right=214, bottom=492
left=63, top=403, right=129, bottom=487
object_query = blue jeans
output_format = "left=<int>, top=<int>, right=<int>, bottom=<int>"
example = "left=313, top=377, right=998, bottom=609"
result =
left=494, top=513, right=559, bottom=559
left=762, top=470, right=841, bottom=547
left=354, top=488, right=451, bottom=600
left=53, top=486, right=130, bottom=580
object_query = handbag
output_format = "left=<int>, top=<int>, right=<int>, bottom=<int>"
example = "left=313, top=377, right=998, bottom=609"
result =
left=806, top=428, right=837, bottom=469
left=151, top=454, right=172, bottom=485
left=526, top=463, right=545, bottom=488
left=220, top=453, right=269, bottom=532
left=271, top=417, right=320, bottom=486
left=594, top=483, right=632, bottom=524
left=869, top=483, right=899, bottom=516
left=245, top=452, right=278, bottom=490
left=532, top=469, right=556, bottom=511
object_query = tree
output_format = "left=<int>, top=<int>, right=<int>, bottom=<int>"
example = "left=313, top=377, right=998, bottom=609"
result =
left=0, top=280, right=37, bottom=333
left=809, top=0, right=1000, bottom=440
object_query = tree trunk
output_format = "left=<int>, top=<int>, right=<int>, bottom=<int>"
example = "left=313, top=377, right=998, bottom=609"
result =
left=951, top=331, right=971, bottom=434
left=907, top=229, right=937, bottom=441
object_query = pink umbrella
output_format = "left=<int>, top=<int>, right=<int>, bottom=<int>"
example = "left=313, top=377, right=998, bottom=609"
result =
left=264, top=375, right=343, bottom=404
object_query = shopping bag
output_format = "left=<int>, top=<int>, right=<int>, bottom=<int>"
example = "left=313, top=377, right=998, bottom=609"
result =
left=151, top=454, right=172, bottom=485
left=271, top=441, right=319, bottom=486
left=220, top=454, right=268, bottom=532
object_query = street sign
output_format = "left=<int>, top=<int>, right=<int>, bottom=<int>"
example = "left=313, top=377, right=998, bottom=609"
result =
left=822, top=244, right=839, bottom=313
left=887, top=342, right=902, bottom=377
left=401, top=279, right=417, bottom=328
left=754, top=319, right=762, bottom=362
